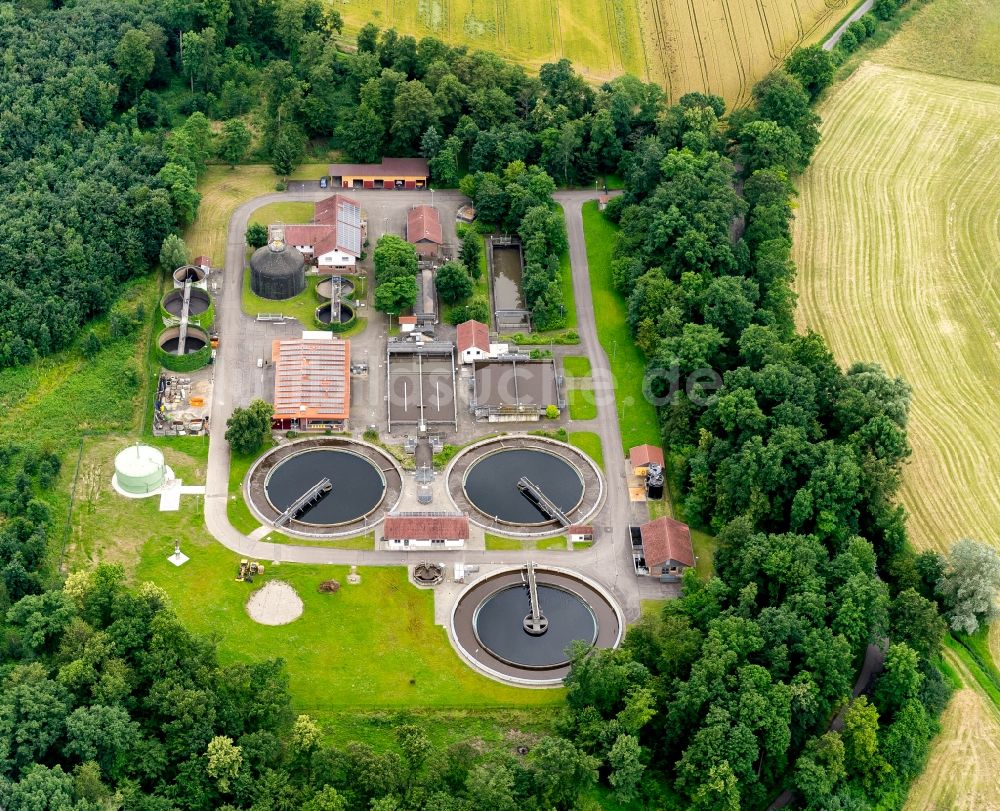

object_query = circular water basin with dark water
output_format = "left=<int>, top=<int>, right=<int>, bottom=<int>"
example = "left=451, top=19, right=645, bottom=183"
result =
left=474, top=584, right=596, bottom=668
left=316, top=302, right=355, bottom=325
left=265, top=449, right=385, bottom=525
left=463, top=449, right=583, bottom=524
left=317, top=277, right=355, bottom=300
left=160, top=336, right=206, bottom=353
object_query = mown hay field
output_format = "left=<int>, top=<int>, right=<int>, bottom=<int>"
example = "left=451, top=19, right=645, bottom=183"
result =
left=338, top=0, right=848, bottom=103
left=793, top=61, right=1000, bottom=558
left=904, top=648, right=1000, bottom=809
left=877, top=0, right=1000, bottom=86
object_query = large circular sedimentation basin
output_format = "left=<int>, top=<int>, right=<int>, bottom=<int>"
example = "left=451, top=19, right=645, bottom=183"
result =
left=264, top=448, right=385, bottom=525
left=463, top=448, right=584, bottom=525
left=315, top=302, right=355, bottom=325
left=317, top=277, right=355, bottom=300
left=245, top=438, right=404, bottom=537
left=162, top=288, right=211, bottom=317
left=114, top=444, right=166, bottom=495
left=452, top=567, right=622, bottom=684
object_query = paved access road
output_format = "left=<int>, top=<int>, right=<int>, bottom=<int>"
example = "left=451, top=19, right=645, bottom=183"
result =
left=203, top=187, right=646, bottom=620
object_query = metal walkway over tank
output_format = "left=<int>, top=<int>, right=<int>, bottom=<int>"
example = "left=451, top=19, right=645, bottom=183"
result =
left=273, top=478, right=333, bottom=527
left=516, top=476, right=570, bottom=526
left=176, top=280, right=194, bottom=355
left=521, top=561, right=548, bottom=635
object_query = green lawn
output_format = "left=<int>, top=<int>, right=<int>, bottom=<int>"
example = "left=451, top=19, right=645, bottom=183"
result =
left=249, top=201, right=315, bottom=228
left=568, top=388, right=597, bottom=421
left=558, top=243, right=577, bottom=330
left=581, top=201, right=660, bottom=451
left=568, top=431, right=604, bottom=471
left=136, top=537, right=563, bottom=714
left=562, top=355, right=592, bottom=377
left=691, top=529, right=716, bottom=581
left=484, top=533, right=569, bottom=551
left=227, top=446, right=271, bottom=534
left=241, top=271, right=325, bottom=327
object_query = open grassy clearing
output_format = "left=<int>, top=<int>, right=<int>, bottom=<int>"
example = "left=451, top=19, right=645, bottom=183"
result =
left=484, top=533, right=570, bottom=551
left=793, top=62, right=1000, bottom=558
left=183, top=163, right=328, bottom=263
left=581, top=201, right=660, bottom=451
left=562, top=355, right=591, bottom=377
left=568, top=387, right=597, bottom=420
left=569, top=430, right=604, bottom=470
left=248, top=201, right=315, bottom=228
left=877, top=0, right=1000, bottom=86
left=903, top=644, right=1000, bottom=810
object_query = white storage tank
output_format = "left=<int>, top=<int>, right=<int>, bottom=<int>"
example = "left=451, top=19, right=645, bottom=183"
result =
left=114, top=444, right=166, bottom=495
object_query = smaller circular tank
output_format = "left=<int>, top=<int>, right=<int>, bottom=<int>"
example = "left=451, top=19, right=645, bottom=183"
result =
left=115, top=445, right=165, bottom=495
left=173, top=265, right=207, bottom=288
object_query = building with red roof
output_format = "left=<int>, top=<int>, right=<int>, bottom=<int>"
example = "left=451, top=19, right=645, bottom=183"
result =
left=632, top=516, right=694, bottom=582
left=270, top=335, right=350, bottom=431
left=281, top=194, right=363, bottom=270
left=456, top=319, right=490, bottom=364
left=629, top=444, right=665, bottom=472
left=328, top=157, right=429, bottom=190
left=383, top=512, right=469, bottom=549
left=406, top=205, right=443, bottom=258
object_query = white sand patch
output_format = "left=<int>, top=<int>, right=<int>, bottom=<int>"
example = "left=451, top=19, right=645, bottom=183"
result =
left=245, top=580, right=303, bottom=625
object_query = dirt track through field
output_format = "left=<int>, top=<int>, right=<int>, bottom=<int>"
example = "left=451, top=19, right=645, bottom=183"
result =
left=793, top=61, right=1000, bottom=558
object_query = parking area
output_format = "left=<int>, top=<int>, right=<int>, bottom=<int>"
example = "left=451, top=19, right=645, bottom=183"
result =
left=387, top=343, right=457, bottom=431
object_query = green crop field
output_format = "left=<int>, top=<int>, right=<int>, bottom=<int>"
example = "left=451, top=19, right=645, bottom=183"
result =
left=340, top=0, right=847, bottom=105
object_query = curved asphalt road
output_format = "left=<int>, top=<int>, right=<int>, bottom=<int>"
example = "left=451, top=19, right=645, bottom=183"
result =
left=203, top=188, right=644, bottom=620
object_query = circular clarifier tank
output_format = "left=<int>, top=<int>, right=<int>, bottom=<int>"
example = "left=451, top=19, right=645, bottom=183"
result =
left=451, top=567, right=623, bottom=684
left=316, top=277, right=355, bottom=300
left=264, top=448, right=386, bottom=526
left=315, top=302, right=355, bottom=325
left=463, top=448, right=584, bottom=525
left=158, top=326, right=208, bottom=354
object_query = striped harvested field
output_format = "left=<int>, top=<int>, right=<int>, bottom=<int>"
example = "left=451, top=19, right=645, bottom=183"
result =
left=903, top=649, right=1000, bottom=809
left=794, top=62, right=1000, bottom=558
left=795, top=63, right=1000, bottom=551
left=338, top=0, right=848, bottom=103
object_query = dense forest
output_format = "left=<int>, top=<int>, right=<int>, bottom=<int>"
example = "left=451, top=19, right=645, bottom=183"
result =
left=2, top=0, right=994, bottom=808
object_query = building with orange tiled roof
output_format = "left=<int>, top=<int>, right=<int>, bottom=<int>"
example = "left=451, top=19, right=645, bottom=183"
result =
left=270, top=336, right=350, bottom=430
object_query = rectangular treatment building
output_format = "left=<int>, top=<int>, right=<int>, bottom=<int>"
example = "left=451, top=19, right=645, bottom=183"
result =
left=271, top=336, right=350, bottom=431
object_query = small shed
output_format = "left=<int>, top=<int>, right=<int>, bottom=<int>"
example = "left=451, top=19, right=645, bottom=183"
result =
left=629, top=444, right=665, bottom=475
left=398, top=316, right=417, bottom=333
left=567, top=525, right=594, bottom=545
left=193, top=255, right=212, bottom=271
left=456, top=319, right=490, bottom=364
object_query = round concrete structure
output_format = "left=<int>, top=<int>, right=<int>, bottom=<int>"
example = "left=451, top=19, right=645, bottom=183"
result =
left=162, top=287, right=211, bottom=318
left=446, top=436, right=604, bottom=537
left=173, top=265, right=206, bottom=288
left=114, top=445, right=166, bottom=495
left=250, top=240, right=306, bottom=300
left=245, top=438, right=404, bottom=538
left=451, top=566, right=623, bottom=685
left=316, top=277, right=355, bottom=300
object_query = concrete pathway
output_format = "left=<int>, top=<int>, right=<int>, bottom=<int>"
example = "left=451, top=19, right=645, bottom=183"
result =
left=201, top=187, right=647, bottom=621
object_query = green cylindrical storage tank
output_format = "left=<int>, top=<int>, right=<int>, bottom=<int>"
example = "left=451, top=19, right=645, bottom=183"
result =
left=114, top=445, right=166, bottom=495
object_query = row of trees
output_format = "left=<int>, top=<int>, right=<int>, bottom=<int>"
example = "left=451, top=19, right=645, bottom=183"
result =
left=372, top=235, right=419, bottom=315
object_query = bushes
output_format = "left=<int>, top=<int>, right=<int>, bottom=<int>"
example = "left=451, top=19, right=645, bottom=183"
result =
left=155, top=342, right=210, bottom=372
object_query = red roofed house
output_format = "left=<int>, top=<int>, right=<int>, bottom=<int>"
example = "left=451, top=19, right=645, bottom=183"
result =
left=567, top=525, right=594, bottom=545
left=282, top=195, right=364, bottom=270
left=328, top=157, right=429, bottom=190
left=629, top=444, right=665, bottom=474
left=634, top=517, right=695, bottom=582
left=270, top=335, right=350, bottom=431
left=406, top=205, right=443, bottom=258
left=383, top=512, right=469, bottom=549
left=193, top=255, right=212, bottom=271
left=456, top=320, right=490, bottom=364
